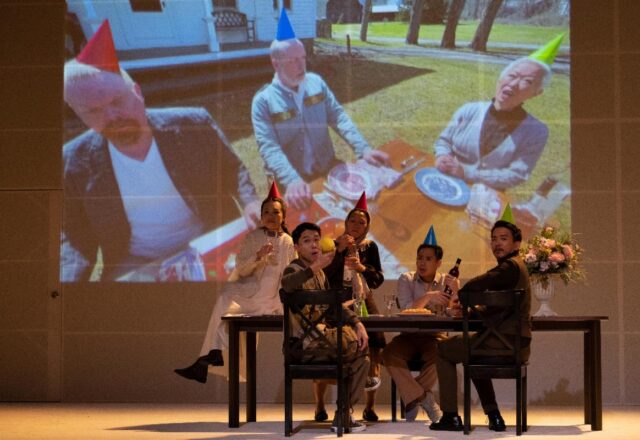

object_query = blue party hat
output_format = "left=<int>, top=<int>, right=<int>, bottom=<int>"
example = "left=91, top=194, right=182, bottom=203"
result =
left=423, top=225, right=438, bottom=246
left=276, top=8, right=296, bottom=41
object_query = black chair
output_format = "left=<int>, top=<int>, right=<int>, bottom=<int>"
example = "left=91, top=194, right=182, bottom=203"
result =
left=390, top=358, right=425, bottom=422
left=280, top=288, right=353, bottom=437
left=460, top=289, right=528, bottom=436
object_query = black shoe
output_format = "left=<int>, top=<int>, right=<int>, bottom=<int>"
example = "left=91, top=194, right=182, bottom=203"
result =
left=314, top=409, right=328, bottom=422
left=206, top=349, right=224, bottom=366
left=429, top=413, right=463, bottom=431
left=487, top=410, right=506, bottom=432
left=174, top=359, right=208, bottom=383
left=362, top=408, right=379, bottom=422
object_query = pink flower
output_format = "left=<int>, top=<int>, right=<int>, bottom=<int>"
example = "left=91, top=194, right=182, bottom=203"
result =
left=549, top=252, right=565, bottom=264
left=546, top=239, right=557, bottom=248
left=539, top=261, right=550, bottom=272
left=562, top=244, right=574, bottom=259
left=524, top=251, right=537, bottom=264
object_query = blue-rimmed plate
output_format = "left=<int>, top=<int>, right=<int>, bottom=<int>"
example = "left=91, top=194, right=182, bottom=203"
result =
left=414, top=167, right=470, bottom=206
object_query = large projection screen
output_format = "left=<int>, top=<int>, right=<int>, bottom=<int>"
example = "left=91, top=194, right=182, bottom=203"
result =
left=61, top=0, right=571, bottom=283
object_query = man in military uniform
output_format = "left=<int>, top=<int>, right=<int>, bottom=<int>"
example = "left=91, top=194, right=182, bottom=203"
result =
left=430, top=211, right=532, bottom=432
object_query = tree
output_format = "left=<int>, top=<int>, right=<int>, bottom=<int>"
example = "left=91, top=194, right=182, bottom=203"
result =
left=440, top=0, right=466, bottom=49
left=406, top=0, right=425, bottom=45
left=360, top=0, right=372, bottom=42
left=469, top=0, right=503, bottom=52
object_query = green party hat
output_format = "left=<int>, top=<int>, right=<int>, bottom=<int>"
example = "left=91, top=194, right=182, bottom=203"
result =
left=529, top=33, right=564, bottom=66
left=499, top=203, right=515, bottom=224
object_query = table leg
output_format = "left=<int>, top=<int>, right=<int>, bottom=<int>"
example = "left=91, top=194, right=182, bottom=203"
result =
left=584, top=329, right=591, bottom=425
left=246, top=331, right=257, bottom=423
left=590, top=320, right=602, bottom=430
left=228, top=321, right=240, bottom=428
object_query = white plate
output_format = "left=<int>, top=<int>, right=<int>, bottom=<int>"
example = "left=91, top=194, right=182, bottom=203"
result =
left=326, top=163, right=372, bottom=200
left=414, top=167, right=470, bottom=206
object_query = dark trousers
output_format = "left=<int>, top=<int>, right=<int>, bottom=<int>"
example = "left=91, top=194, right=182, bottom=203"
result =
left=436, top=334, right=530, bottom=414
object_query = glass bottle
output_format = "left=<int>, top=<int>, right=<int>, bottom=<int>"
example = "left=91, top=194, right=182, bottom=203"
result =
left=444, top=258, right=461, bottom=296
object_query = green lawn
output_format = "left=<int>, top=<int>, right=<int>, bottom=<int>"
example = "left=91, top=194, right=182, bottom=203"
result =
left=332, top=21, right=570, bottom=45
left=325, top=55, right=570, bottom=217
left=174, top=49, right=571, bottom=230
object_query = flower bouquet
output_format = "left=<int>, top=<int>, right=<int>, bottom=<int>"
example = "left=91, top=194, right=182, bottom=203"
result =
left=520, top=226, right=585, bottom=289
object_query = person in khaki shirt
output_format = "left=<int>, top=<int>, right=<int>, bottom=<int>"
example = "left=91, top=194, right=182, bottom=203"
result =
left=382, top=227, right=458, bottom=423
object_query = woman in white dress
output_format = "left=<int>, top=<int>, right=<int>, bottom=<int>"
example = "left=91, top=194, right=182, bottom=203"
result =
left=175, top=183, right=295, bottom=383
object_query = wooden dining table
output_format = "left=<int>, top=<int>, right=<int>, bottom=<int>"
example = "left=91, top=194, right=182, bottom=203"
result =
left=221, top=314, right=606, bottom=431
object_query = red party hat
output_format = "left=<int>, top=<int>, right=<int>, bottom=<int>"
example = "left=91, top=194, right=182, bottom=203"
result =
left=267, top=181, right=282, bottom=199
left=354, top=191, right=368, bottom=211
left=76, top=20, right=120, bottom=74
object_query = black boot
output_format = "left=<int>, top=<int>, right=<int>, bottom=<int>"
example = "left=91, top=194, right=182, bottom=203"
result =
left=174, top=357, right=209, bottom=383
left=205, top=349, right=224, bottom=366
left=487, top=409, right=506, bottom=432
left=174, top=350, right=223, bottom=383
left=429, top=412, right=463, bottom=431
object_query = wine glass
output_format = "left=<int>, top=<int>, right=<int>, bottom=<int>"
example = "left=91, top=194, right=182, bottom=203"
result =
left=266, top=231, right=278, bottom=266
left=431, top=278, right=447, bottom=317
left=383, top=293, right=396, bottom=316
left=352, top=288, right=363, bottom=315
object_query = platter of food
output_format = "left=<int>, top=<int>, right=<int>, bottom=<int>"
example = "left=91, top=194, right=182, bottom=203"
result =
left=398, top=308, right=433, bottom=315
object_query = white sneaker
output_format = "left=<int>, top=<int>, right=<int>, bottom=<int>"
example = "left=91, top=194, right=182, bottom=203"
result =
left=331, top=414, right=367, bottom=433
left=422, top=391, right=443, bottom=423
left=364, top=376, right=382, bottom=392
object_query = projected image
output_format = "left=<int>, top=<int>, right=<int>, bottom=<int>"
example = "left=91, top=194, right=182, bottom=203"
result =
left=62, top=0, right=571, bottom=282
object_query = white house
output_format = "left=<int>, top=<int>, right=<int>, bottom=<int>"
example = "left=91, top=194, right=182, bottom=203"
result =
left=66, top=0, right=317, bottom=71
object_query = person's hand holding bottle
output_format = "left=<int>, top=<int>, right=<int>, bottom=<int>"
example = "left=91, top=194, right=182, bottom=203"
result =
left=444, top=274, right=462, bottom=317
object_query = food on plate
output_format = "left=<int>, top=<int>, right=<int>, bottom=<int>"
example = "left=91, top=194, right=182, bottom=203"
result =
left=400, top=308, right=433, bottom=315
left=327, top=164, right=369, bottom=200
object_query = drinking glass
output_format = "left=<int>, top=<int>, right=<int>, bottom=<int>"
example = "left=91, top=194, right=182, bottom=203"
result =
left=352, top=289, right=363, bottom=316
left=383, top=293, right=397, bottom=316
left=430, top=277, right=448, bottom=317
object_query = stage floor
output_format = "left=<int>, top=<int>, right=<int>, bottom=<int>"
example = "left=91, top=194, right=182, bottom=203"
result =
left=1, top=403, right=637, bottom=439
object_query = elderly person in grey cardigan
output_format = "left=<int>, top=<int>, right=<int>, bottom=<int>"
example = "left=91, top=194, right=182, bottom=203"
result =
left=434, top=57, right=552, bottom=190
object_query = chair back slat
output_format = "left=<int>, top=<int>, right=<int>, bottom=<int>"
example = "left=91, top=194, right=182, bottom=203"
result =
left=279, top=288, right=354, bottom=436
left=280, top=288, right=352, bottom=366
left=460, top=289, right=524, bottom=365
left=460, top=289, right=528, bottom=435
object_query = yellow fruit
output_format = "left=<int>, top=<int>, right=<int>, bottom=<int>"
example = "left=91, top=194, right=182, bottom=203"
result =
left=319, top=237, right=336, bottom=253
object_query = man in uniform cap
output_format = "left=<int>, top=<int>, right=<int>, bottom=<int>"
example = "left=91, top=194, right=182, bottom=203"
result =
left=430, top=204, right=532, bottom=432
left=434, top=35, right=564, bottom=190
left=62, top=20, right=260, bottom=282
left=251, top=9, right=389, bottom=210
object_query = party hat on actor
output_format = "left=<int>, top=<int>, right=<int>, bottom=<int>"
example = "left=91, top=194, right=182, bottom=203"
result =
left=354, top=192, right=368, bottom=211
left=529, top=33, right=564, bottom=66
left=423, top=225, right=438, bottom=246
left=499, top=203, right=516, bottom=224
left=275, top=8, right=296, bottom=41
left=267, top=181, right=282, bottom=199
left=76, top=20, right=120, bottom=74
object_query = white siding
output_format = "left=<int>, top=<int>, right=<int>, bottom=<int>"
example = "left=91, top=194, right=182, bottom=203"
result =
left=252, top=0, right=316, bottom=42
